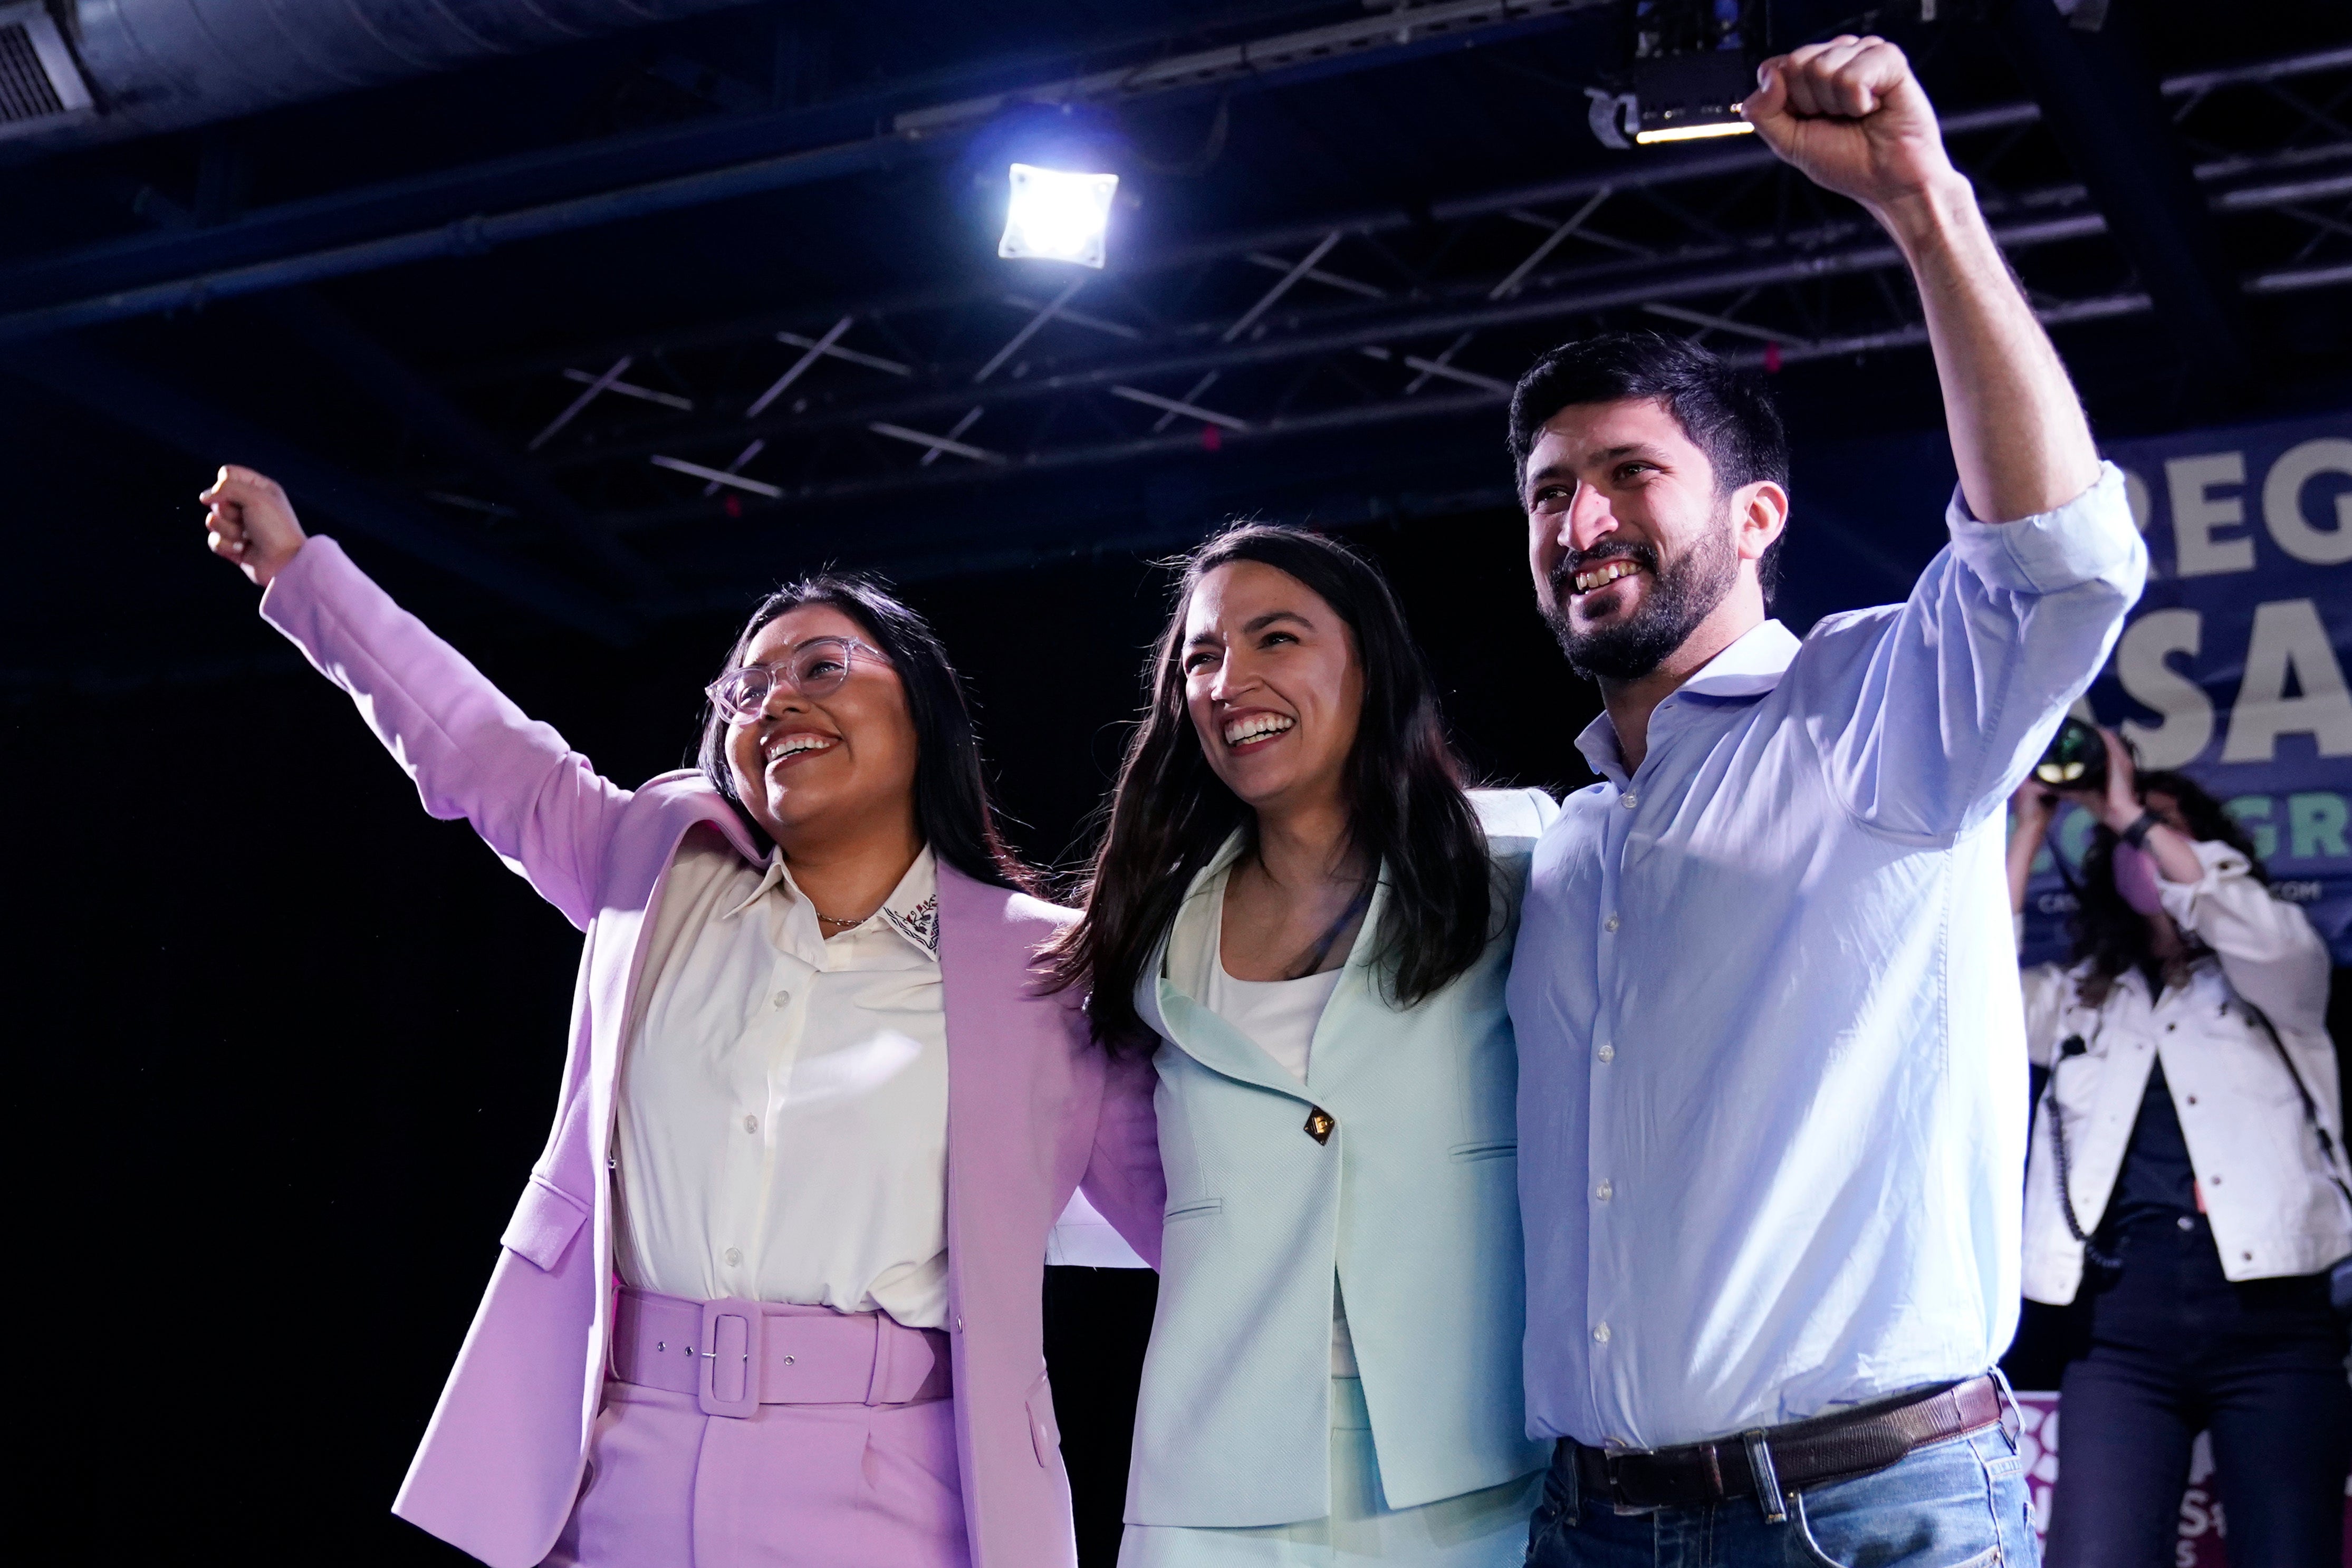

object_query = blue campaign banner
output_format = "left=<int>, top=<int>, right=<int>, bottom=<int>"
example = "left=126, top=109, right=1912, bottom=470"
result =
left=2019, top=412, right=2352, bottom=967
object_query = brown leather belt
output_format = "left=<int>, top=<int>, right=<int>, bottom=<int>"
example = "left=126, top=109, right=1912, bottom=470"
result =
left=1570, top=1376, right=2014, bottom=1511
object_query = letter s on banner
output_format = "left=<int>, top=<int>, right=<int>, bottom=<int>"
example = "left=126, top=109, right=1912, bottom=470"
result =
left=2118, top=608, right=2214, bottom=768
left=2223, top=599, right=2352, bottom=763
left=2262, top=438, right=2352, bottom=566
left=2025, top=414, right=2352, bottom=969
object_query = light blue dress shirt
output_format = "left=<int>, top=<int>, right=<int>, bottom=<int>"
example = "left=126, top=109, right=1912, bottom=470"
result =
left=1510, top=467, right=2146, bottom=1450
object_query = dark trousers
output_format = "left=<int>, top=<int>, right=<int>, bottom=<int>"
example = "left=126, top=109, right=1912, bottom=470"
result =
left=2046, top=1214, right=2350, bottom=1568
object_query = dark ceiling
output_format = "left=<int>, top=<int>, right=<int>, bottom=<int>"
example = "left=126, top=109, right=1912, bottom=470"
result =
left=1, top=0, right=2346, bottom=684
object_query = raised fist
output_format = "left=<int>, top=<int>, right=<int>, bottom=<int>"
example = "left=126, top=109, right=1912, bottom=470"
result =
left=1742, top=36, right=1962, bottom=218
left=199, top=465, right=308, bottom=588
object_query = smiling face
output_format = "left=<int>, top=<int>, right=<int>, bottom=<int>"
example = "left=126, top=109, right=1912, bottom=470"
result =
left=1523, top=397, right=1785, bottom=682
left=1180, top=560, right=1365, bottom=820
left=722, top=603, right=920, bottom=852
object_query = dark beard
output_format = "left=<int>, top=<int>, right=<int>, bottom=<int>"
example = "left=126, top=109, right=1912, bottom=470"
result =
left=1543, top=522, right=1741, bottom=682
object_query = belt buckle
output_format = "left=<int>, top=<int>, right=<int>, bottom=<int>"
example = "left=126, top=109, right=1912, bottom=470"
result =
left=697, top=1297, right=763, bottom=1418
left=1592, top=1445, right=1634, bottom=1510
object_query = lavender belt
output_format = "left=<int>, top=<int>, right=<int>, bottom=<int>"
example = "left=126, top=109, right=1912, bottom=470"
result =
left=612, top=1285, right=953, bottom=1419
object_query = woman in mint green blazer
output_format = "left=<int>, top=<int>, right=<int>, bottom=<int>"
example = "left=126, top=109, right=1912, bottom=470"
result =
left=1048, top=524, right=1553, bottom=1566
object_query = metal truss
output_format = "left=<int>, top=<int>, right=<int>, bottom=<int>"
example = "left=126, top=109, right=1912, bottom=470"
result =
left=450, top=45, right=2351, bottom=533
left=0, top=0, right=1608, bottom=344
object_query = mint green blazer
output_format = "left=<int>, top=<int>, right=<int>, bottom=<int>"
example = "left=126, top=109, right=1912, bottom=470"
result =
left=1123, top=789, right=1557, bottom=1528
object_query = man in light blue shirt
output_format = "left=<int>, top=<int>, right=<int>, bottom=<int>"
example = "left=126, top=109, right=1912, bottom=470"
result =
left=1508, top=35, right=2146, bottom=1568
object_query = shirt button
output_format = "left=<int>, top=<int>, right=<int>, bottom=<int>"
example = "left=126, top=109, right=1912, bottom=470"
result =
left=1592, top=1322, right=1611, bottom=1344
left=744, top=1114, right=759, bottom=1133
left=1621, top=794, right=1638, bottom=810
left=1598, top=1044, right=1615, bottom=1063
left=771, top=990, right=790, bottom=1009
left=1595, top=1180, right=1614, bottom=1202
left=2165, top=1022, right=2176, bottom=1032
left=1604, top=914, right=1620, bottom=932
left=2185, top=1095, right=2196, bottom=1106
left=724, top=1247, right=743, bottom=1267
left=2178, top=1216, right=2195, bottom=1232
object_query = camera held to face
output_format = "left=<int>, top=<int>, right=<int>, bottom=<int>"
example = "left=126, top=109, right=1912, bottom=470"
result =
left=2033, top=715, right=2107, bottom=796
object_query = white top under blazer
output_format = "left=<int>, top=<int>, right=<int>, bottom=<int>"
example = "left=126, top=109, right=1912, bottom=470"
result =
left=613, top=831, right=952, bottom=1326
left=1201, top=953, right=1357, bottom=1375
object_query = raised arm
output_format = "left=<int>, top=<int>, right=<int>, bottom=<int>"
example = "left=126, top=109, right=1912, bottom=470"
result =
left=1750, top=44, right=2143, bottom=838
left=201, top=466, right=628, bottom=929
left=2071, top=728, right=2329, bottom=1033
left=2005, top=778, right=2057, bottom=918
left=1745, top=37, right=2101, bottom=523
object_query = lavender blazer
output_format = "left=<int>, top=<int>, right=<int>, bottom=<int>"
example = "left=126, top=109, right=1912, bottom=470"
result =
left=259, top=539, right=1166, bottom=1568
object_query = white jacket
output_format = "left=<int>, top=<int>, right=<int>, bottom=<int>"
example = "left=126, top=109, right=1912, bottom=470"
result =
left=2021, top=837, right=2352, bottom=1304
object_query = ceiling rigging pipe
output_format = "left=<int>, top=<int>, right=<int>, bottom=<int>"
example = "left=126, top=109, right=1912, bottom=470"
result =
left=9, top=0, right=766, bottom=155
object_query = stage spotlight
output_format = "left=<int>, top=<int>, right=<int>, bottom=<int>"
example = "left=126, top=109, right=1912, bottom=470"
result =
left=999, top=163, right=1118, bottom=268
left=1636, top=118, right=1754, bottom=144
left=1629, top=51, right=1755, bottom=143
left=1588, top=0, right=1760, bottom=149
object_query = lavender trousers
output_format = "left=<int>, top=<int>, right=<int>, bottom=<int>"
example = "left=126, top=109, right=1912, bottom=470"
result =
left=546, top=1293, right=972, bottom=1568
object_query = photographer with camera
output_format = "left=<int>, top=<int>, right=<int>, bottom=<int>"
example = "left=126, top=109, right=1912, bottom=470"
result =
left=2008, top=722, right=2351, bottom=1568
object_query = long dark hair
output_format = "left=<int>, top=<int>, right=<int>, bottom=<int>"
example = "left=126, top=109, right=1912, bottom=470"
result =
left=696, top=573, right=1031, bottom=892
left=1045, top=524, right=1492, bottom=1046
left=2071, top=769, right=2264, bottom=1004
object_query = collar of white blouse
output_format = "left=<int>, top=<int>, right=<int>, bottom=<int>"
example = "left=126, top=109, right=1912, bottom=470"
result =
left=720, top=843, right=942, bottom=965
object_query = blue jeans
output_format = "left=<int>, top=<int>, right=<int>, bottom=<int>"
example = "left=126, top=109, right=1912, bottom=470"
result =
left=2044, top=1215, right=2349, bottom=1568
left=1525, top=1425, right=2038, bottom=1568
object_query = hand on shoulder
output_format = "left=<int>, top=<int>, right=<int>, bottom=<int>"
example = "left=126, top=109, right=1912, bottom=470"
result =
left=1468, top=786, right=1560, bottom=843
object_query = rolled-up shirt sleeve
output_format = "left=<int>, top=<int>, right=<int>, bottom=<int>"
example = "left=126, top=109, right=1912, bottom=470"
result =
left=1818, top=464, right=2146, bottom=839
left=2158, top=838, right=2330, bottom=1032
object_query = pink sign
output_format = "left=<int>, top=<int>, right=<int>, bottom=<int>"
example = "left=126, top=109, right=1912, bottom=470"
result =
left=2013, top=1391, right=2352, bottom=1566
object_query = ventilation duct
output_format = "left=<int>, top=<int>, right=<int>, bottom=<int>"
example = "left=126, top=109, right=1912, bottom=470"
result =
left=0, top=2, right=93, bottom=141
left=7, top=0, right=765, bottom=157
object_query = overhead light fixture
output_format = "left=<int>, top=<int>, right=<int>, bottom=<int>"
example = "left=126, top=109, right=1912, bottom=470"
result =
left=1591, top=0, right=1760, bottom=150
left=999, top=163, right=1118, bottom=268
left=1635, top=116, right=1754, bottom=144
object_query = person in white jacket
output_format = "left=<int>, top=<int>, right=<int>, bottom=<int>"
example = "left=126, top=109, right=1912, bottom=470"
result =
left=2008, top=724, right=2350, bottom=1568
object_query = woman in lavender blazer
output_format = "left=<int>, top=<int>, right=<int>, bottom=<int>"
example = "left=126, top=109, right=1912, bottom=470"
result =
left=198, top=467, right=1163, bottom=1568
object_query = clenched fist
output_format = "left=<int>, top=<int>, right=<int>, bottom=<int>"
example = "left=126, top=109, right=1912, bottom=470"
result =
left=200, top=465, right=308, bottom=588
left=1742, top=35, right=1962, bottom=222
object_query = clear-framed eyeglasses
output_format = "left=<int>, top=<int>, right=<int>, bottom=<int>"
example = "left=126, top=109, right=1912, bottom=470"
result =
left=705, top=637, right=886, bottom=725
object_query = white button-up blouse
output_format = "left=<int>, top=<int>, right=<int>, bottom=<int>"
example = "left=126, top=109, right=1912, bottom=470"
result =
left=612, top=830, right=951, bottom=1327
left=2021, top=836, right=2352, bottom=1303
